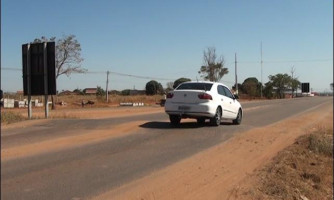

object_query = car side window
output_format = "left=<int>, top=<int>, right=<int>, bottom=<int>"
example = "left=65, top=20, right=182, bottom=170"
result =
left=217, top=85, right=226, bottom=96
left=223, top=86, right=234, bottom=99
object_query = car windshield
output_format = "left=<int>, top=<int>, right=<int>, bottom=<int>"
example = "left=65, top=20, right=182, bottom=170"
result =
left=176, top=83, right=213, bottom=91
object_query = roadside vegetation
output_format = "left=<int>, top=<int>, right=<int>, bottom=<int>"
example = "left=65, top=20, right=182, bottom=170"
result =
left=1, top=111, right=25, bottom=124
left=242, top=125, right=333, bottom=200
left=0, top=94, right=165, bottom=125
left=1, top=109, right=81, bottom=124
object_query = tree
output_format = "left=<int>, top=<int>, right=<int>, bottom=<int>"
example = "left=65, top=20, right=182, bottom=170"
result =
left=145, top=80, right=163, bottom=95
left=34, top=35, right=86, bottom=109
left=73, top=88, right=84, bottom=95
left=96, top=86, right=105, bottom=96
left=121, top=89, right=131, bottom=96
left=198, top=47, right=228, bottom=82
left=173, top=77, right=191, bottom=89
left=55, top=35, right=86, bottom=78
left=232, top=83, right=243, bottom=94
left=289, top=66, right=300, bottom=98
left=263, top=81, right=274, bottom=99
left=242, top=77, right=261, bottom=98
left=166, top=82, right=174, bottom=92
left=289, top=78, right=300, bottom=97
left=268, top=73, right=291, bottom=99
left=34, top=35, right=86, bottom=78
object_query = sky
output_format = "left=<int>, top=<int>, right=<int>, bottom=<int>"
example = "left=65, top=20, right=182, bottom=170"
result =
left=1, top=0, right=333, bottom=93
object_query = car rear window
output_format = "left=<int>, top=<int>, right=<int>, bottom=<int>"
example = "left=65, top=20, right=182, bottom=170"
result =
left=176, top=83, right=213, bottom=91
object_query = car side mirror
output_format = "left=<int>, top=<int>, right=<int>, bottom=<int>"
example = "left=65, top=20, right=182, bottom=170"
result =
left=234, top=95, right=239, bottom=99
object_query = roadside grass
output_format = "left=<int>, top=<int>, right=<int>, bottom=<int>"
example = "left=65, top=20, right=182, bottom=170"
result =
left=1, top=111, right=26, bottom=124
left=32, top=112, right=78, bottom=120
left=55, top=94, right=164, bottom=108
left=246, top=125, right=333, bottom=200
left=308, top=127, right=333, bottom=156
left=1, top=94, right=163, bottom=124
left=1, top=110, right=79, bottom=125
left=2, top=94, right=164, bottom=109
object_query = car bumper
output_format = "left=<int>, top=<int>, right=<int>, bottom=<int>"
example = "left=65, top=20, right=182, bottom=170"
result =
left=165, top=102, right=216, bottom=118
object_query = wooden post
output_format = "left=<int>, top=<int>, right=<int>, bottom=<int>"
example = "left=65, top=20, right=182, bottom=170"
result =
left=235, top=53, right=238, bottom=95
left=106, top=71, right=109, bottom=103
left=43, top=42, right=49, bottom=118
left=27, top=44, right=32, bottom=119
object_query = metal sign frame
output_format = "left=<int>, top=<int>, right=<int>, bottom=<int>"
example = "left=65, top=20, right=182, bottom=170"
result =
left=22, top=42, right=56, bottom=118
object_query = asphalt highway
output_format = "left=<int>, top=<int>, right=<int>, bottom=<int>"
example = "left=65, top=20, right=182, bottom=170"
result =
left=1, top=97, right=332, bottom=200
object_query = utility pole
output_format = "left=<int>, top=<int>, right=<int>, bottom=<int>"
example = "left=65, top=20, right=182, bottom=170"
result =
left=260, top=42, right=263, bottom=98
left=106, top=71, right=109, bottom=103
left=290, top=66, right=295, bottom=98
left=235, top=53, right=238, bottom=95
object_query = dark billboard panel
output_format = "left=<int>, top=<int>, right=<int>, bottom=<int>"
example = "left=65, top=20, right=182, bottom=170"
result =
left=22, top=42, right=56, bottom=95
left=301, top=83, right=310, bottom=93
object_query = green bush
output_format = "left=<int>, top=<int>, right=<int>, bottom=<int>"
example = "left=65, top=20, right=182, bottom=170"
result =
left=145, top=80, right=163, bottom=95
left=173, top=78, right=191, bottom=89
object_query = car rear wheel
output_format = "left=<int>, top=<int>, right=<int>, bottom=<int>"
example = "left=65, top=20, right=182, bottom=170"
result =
left=233, top=109, right=242, bottom=125
left=169, top=115, right=181, bottom=125
left=210, top=107, right=221, bottom=126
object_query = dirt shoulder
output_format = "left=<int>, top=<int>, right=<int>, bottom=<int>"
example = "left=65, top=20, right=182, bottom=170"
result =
left=91, top=101, right=333, bottom=200
left=233, top=121, right=333, bottom=200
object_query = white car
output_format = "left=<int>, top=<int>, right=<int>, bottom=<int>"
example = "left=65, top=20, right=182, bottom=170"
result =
left=164, top=81, right=243, bottom=126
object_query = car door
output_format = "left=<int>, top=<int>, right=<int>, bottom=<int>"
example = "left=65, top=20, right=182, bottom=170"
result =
left=222, top=86, right=238, bottom=118
left=217, top=85, right=233, bottom=118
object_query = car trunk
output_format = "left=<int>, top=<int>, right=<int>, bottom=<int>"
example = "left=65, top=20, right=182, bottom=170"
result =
left=170, top=90, right=210, bottom=104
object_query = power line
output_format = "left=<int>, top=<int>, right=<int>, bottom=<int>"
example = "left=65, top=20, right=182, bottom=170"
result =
left=85, top=70, right=235, bottom=83
left=107, top=71, right=175, bottom=81
left=85, top=71, right=105, bottom=74
left=1, top=67, right=176, bottom=81
left=2, top=67, right=21, bottom=71
left=3, top=57, right=331, bottom=83
left=237, top=58, right=332, bottom=64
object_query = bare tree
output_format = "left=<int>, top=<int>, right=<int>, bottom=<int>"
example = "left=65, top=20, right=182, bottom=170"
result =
left=198, top=47, right=228, bottom=82
left=55, top=35, right=86, bottom=78
left=290, top=66, right=300, bottom=97
left=34, top=35, right=86, bottom=78
left=166, top=82, right=174, bottom=91
left=34, top=35, right=86, bottom=109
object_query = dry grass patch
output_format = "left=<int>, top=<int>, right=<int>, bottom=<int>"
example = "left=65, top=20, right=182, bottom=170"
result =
left=55, top=94, right=164, bottom=108
left=1, top=111, right=26, bottom=124
left=308, top=127, right=333, bottom=156
left=242, top=126, right=333, bottom=200
left=1, top=109, right=78, bottom=125
left=1, top=94, right=164, bottom=124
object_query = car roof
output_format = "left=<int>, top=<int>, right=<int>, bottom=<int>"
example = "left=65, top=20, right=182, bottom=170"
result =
left=182, top=81, right=229, bottom=88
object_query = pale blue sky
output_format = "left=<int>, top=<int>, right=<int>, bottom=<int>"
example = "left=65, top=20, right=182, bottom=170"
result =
left=1, top=0, right=333, bottom=92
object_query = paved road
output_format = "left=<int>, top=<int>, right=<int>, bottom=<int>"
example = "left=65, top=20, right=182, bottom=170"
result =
left=1, top=97, right=332, bottom=200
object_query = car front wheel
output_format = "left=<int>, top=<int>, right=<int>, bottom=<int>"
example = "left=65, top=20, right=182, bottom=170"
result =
left=233, top=109, right=242, bottom=125
left=210, top=107, right=221, bottom=126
